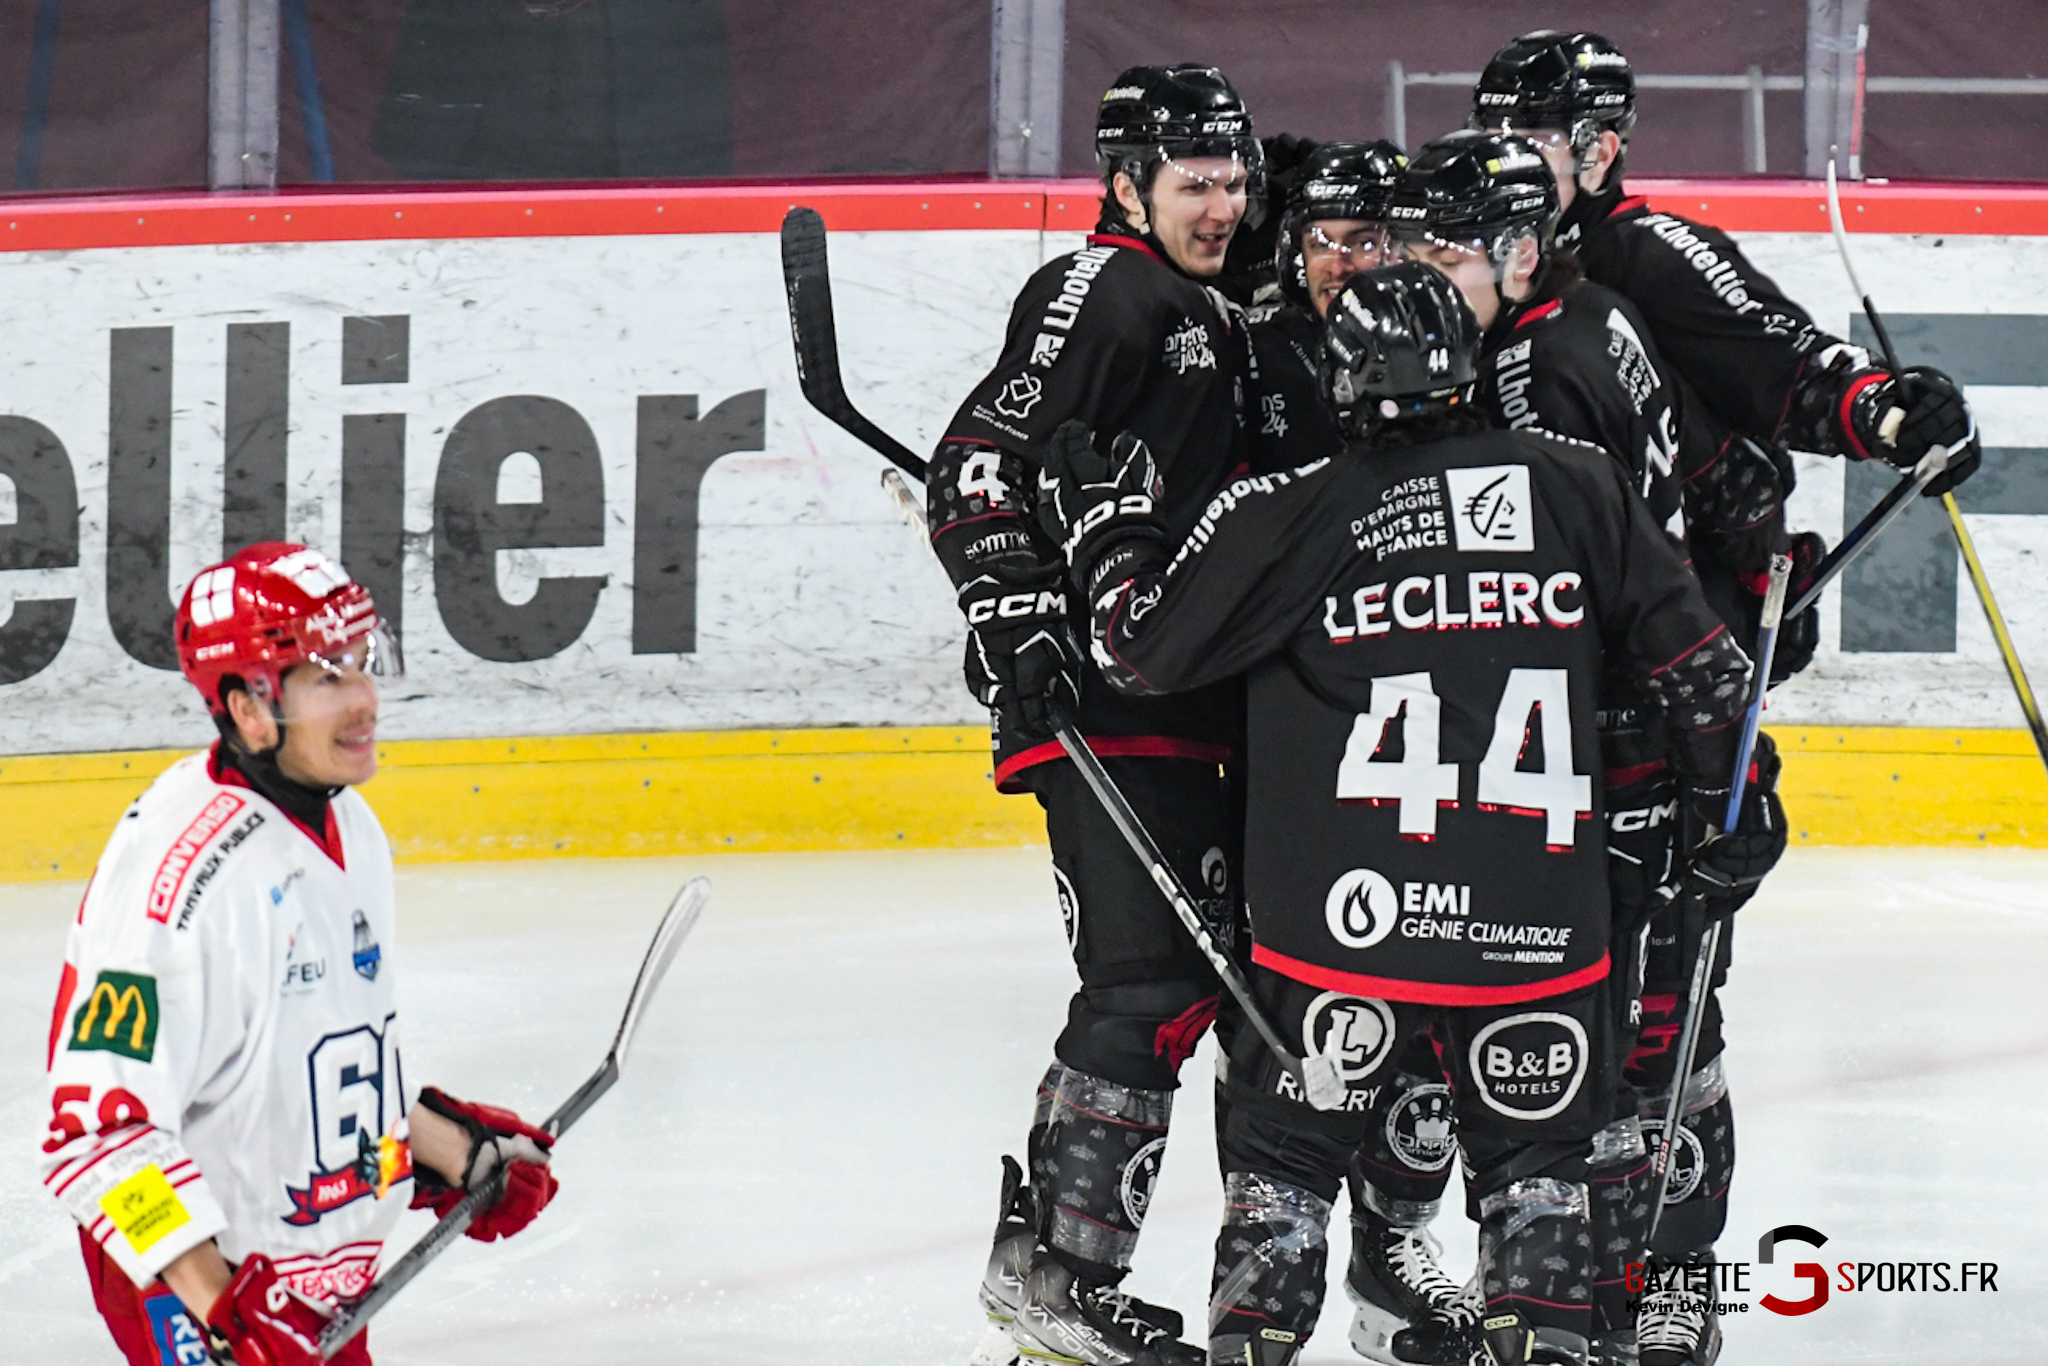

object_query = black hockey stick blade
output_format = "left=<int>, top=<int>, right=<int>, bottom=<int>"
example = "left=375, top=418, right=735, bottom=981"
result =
left=319, top=877, right=710, bottom=1358
left=779, top=206, right=928, bottom=482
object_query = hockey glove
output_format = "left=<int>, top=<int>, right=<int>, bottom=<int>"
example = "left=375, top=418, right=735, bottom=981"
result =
left=1034, top=420, right=1169, bottom=599
left=204, top=1253, right=329, bottom=1366
left=1843, top=364, right=1981, bottom=496
left=1769, top=531, right=1826, bottom=682
left=1682, top=731, right=1787, bottom=917
left=958, top=563, right=1083, bottom=742
left=410, top=1086, right=558, bottom=1242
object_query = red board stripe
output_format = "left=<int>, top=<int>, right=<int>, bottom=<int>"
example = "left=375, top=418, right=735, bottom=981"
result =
left=0, top=176, right=2045, bottom=253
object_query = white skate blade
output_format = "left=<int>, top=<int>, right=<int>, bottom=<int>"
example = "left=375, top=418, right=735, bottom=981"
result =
left=1301, top=1051, right=1346, bottom=1111
left=1344, top=1296, right=1407, bottom=1366
left=972, top=1320, right=1023, bottom=1366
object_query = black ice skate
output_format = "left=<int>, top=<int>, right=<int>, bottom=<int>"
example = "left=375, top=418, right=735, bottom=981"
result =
left=1013, top=1261, right=1203, bottom=1366
left=978, top=1157, right=1185, bottom=1366
left=1343, top=1210, right=1478, bottom=1364
left=974, top=1157, right=1038, bottom=1366
left=1635, top=1282, right=1719, bottom=1366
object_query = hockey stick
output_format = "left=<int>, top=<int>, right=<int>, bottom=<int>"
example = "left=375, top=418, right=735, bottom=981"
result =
left=1648, top=556, right=1789, bottom=1234
left=780, top=206, right=928, bottom=482
left=319, top=876, right=711, bottom=1357
left=879, top=468, right=1345, bottom=1110
left=1050, top=718, right=1346, bottom=1112
left=1823, top=160, right=2048, bottom=769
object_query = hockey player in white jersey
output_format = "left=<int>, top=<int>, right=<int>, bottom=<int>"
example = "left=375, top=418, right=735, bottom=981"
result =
left=42, top=542, right=557, bottom=1366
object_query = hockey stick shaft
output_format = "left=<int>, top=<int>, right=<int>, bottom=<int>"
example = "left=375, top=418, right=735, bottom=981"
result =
left=1945, top=492, right=2048, bottom=769
left=1647, top=915, right=1722, bottom=1240
left=884, top=472, right=1334, bottom=1101
left=779, top=206, right=927, bottom=482
left=320, top=877, right=709, bottom=1357
left=1651, top=555, right=1787, bottom=1227
left=1825, top=158, right=2047, bottom=773
left=1785, top=454, right=1940, bottom=620
left=1051, top=719, right=1332, bottom=1101
left=1725, top=554, right=1791, bottom=828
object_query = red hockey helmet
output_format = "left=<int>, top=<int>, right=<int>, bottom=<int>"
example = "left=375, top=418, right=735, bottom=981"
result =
left=175, top=543, right=399, bottom=719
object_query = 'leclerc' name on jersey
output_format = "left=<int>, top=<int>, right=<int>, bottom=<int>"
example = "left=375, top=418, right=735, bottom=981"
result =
left=1322, top=569, right=1584, bottom=641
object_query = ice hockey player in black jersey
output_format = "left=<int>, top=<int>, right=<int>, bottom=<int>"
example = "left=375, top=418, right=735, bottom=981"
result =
left=1247, top=140, right=1407, bottom=472
left=1381, top=129, right=1789, bottom=1366
left=1465, top=34, right=1986, bottom=1365
left=925, top=64, right=1264, bottom=1366
left=1033, top=262, right=1757, bottom=1366
left=1470, top=29, right=1982, bottom=656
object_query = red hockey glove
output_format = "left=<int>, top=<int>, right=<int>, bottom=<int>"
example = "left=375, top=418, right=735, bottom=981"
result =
left=409, top=1087, right=558, bottom=1241
left=204, top=1254, right=329, bottom=1366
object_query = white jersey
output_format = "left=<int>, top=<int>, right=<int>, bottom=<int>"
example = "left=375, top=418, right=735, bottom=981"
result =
left=41, top=746, right=412, bottom=1303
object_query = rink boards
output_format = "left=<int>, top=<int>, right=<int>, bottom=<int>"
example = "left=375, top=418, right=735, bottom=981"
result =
left=1, top=178, right=2047, bottom=876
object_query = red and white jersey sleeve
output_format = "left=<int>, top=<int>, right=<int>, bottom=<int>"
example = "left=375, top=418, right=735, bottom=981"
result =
left=41, top=748, right=411, bottom=1303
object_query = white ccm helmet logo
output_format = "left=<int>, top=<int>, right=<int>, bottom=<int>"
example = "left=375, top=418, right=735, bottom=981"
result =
left=1325, top=868, right=1399, bottom=949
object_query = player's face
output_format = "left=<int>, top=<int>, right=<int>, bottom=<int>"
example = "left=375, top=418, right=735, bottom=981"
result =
left=1301, top=219, right=1392, bottom=318
left=274, top=654, right=380, bottom=788
left=1402, top=237, right=1502, bottom=328
left=1147, top=156, right=1250, bottom=277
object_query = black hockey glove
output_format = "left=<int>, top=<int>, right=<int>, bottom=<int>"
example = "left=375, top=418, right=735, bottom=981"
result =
left=1034, top=420, right=1169, bottom=599
left=1682, top=731, right=1787, bottom=917
left=957, top=564, right=1082, bottom=743
left=1769, top=531, right=1825, bottom=683
left=1844, top=364, right=1981, bottom=497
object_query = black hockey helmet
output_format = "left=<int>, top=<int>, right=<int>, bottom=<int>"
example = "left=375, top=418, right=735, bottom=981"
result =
left=1277, top=140, right=1406, bottom=309
left=1095, top=65, right=1264, bottom=211
left=1389, top=130, right=1558, bottom=269
left=1471, top=31, right=1636, bottom=169
left=1321, top=262, right=1481, bottom=436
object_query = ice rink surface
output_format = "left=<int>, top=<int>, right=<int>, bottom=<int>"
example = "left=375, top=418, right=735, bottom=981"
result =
left=4, top=844, right=2046, bottom=1365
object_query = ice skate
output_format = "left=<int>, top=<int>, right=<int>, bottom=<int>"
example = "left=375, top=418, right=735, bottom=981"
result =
left=1013, top=1261, right=1203, bottom=1366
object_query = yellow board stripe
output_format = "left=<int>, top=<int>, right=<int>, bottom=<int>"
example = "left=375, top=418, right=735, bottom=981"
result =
left=3, top=725, right=2046, bottom=883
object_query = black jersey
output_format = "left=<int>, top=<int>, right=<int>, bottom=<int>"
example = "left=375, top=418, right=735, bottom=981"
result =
left=1079, top=430, right=1748, bottom=1003
left=1560, top=184, right=1864, bottom=452
left=1477, top=275, right=1687, bottom=537
left=1246, top=302, right=1346, bottom=473
left=1477, top=273, right=1698, bottom=785
left=928, top=228, right=1253, bottom=788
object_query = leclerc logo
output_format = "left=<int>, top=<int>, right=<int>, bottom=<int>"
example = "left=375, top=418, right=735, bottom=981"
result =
left=1325, top=868, right=1398, bottom=949
left=1758, top=1224, right=1830, bottom=1316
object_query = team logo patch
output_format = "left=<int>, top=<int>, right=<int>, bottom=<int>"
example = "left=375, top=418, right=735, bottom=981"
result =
left=1386, top=1080, right=1457, bottom=1172
left=1200, top=846, right=1229, bottom=896
left=69, top=970, right=159, bottom=1062
left=1052, top=866, right=1081, bottom=952
left=1302, top=991, right=1397, bottom=1086
left=146, top=793, right=247, bottom=923
left=1445, top=464, right=1534, bottom=553
left=1325, top=867, right=1399, bottom=949
left=994, top=373, right=1043, bottom=420
left=1640, top=1116, right=1705, bottom=1203
left=1119, top=1134, right=1167, bottom=1226
left=351, top=910, right=381, bottom=981
left=1468, top=1011, right=1589, bottom=1121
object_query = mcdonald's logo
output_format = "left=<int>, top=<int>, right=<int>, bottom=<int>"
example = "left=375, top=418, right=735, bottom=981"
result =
left=68, top=971, right=159, bottom=1062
